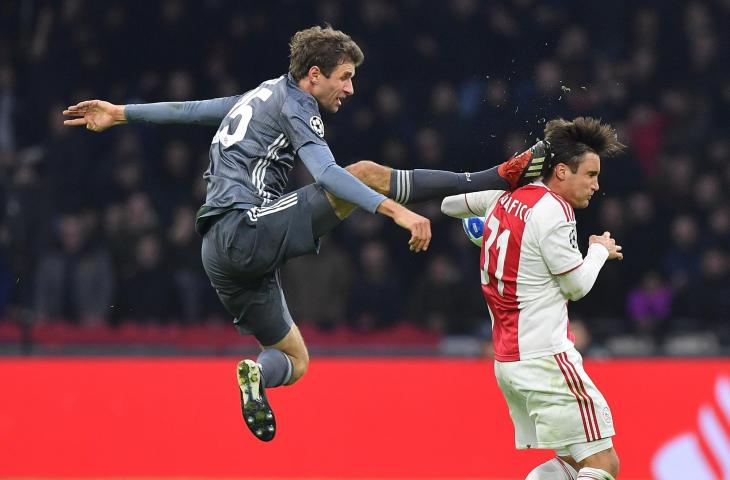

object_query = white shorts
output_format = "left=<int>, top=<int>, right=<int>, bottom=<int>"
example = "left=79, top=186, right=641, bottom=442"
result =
left=494, top=347, right=615, bottom=460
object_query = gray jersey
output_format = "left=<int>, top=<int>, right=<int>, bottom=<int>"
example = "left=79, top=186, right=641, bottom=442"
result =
left=202, top=74, right=328, bottom=214
left=126, top=73, right=387, bottom=234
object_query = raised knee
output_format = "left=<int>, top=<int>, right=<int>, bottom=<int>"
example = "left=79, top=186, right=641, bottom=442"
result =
left=346, top=160, right=378, bottom=176
left=346, top=160, right=390, bottom=194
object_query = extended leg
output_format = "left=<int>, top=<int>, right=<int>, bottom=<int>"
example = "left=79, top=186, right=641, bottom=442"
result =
left=324, top=145, right=541, bottom=219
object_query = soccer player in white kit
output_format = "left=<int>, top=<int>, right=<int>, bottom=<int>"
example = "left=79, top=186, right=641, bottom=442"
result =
left=442, top=118, right=625, bottom=480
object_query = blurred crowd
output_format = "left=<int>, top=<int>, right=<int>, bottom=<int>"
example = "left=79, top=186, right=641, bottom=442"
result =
left=1, top=0, right=729, bottom=354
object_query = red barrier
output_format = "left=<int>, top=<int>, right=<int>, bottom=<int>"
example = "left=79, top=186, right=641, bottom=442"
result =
left=0, top=358, right=728, bottom=479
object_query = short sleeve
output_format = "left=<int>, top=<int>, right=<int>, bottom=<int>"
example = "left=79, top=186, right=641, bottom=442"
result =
left=280, top=95, right=328, bottom=152
left=540, top=219, right=583, bottom=275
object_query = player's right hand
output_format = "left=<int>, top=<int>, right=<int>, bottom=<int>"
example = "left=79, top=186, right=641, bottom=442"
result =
left=63, top=100, right=125, bottom=132
left=375, top=199, right=431, bottom=252
left=394, top=208, right=431, bottom=253
left=396, top=210, right=431, bottom=253
left=589, top=231, right=623, bottom=260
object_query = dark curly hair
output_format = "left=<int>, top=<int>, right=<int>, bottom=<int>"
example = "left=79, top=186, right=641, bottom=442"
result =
left=289, top=26, right=364, bottom=80
left=543, top=117, right=626, bottom=176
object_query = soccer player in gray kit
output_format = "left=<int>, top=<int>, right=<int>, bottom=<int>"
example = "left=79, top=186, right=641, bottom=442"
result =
left=64, top=25, right=540, bottom=442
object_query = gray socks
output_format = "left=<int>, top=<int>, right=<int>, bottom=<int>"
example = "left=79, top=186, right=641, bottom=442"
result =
left=256, top=348, right=293, bottom=388
left=390, top=167, right=508, bottom=204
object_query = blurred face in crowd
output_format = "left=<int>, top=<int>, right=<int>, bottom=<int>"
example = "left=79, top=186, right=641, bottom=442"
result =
left=309, top=61, right=355, bottom=113
left=550, top=152, right=601, bottom=209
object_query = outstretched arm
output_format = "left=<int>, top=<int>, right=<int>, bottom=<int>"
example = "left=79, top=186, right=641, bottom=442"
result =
left=63, top=100, right=126, bottom=131
left=63, top=96, right=240, bottom=132
left=441, top=190, right=505, bottom=218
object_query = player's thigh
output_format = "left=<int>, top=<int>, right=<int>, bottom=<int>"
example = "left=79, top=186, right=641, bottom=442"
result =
left=208, top=186, right=340, bottom=273
left=580, top=445, right=619, bottom=473
left=557, top=440, right=616, bottom=467
left=324, top=190, right=357, bottom=220
left=494, top=360, right=538, bottom=448
left=528, top=350, right=615, bottom=448
left=326, top=161, right=392, bottom=219
left=345, top=160, right=391, bottom=195
left=283, top=183, right=344, bottom=240
left=213, top=270, right=294, bottom=347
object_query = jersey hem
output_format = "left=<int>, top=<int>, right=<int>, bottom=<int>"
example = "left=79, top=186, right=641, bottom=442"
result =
left=494, top=343, right=574, bottom=362
left=517, top=431, right=616, bottom=450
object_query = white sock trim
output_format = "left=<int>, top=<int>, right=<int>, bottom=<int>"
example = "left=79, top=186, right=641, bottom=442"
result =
left=282, top=354, right=293, bottom=384
left=577, top=467, right=615, bottom=480
left=525, top=458, right=577, bottom=479
left=394, top=169, right=412, bottom=204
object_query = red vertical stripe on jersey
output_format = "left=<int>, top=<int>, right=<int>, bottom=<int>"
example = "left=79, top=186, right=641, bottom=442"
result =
left=555, top=353, right=593, bottom=441
left=482, top=186, right=548, bottom=361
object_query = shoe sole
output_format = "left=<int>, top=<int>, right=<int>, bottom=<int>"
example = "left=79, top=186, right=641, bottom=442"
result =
left=237, top=359, right=276, bottom=442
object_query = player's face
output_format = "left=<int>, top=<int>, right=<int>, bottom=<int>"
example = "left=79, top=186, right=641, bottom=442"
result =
left=563, top=152, right=600, bottom=209
left=313, top=62, right=355, bottom=113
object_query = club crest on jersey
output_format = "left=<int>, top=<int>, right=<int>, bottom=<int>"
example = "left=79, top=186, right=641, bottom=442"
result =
left=309, top=116, right=325, bottom=137
left=569, top=227, right=578, bottom=249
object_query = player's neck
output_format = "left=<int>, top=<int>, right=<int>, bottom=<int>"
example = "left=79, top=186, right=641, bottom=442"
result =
left=297, top=78, right=315, bottom=96
left=543, top=178, right=571, bottom=202
left=544, top=177, right=561, bottom=193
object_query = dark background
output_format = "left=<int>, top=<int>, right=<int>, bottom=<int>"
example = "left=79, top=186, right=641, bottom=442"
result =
left=1, top=0, right=728, bottom=356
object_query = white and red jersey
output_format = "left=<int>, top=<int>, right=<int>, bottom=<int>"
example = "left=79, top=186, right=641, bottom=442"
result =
left=480, top=181, right=582, bottom=362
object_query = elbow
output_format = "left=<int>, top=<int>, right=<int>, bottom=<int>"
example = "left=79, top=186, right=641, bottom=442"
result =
left=440, top=199, right=450, bottom=216
left=567, top=289, right=587, bottom=301
left=441, top=196, right=459, bottom=217
left=561, top=284, right=589, bottom=301
left=310, top=171, right=328, bottom=189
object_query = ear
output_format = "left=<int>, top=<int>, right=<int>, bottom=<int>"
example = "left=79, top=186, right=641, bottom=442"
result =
left=554, top=163, right=568, bottom=180
left=308, top=66, right=321, bottom=85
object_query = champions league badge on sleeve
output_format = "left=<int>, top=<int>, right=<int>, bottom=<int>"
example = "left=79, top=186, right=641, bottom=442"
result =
left=569, top=227, right=578, bottom=250
left=309, top=116, right=325, bottom=137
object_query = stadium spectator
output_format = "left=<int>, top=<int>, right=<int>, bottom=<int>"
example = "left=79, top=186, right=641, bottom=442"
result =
left=33, top=212, right=114, bottom=325
left=0, top=0, right=727, bottom=356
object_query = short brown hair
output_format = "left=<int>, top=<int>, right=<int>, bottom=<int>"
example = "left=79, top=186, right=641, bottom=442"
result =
left=289, top=26, right=364, bottom=80
left=544, top=117, right=625, bottom=175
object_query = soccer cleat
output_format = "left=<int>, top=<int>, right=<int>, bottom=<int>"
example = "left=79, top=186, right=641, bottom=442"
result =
left=237, top=359, right=276, bottom=442
left=497, top=140, right=553, bottom=190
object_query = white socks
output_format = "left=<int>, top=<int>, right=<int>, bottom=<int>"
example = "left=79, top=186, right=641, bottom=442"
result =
left=577, top=467, right=615, bottom=480
left=525, top=460, right=615, bottom=480
left=525, top=458, right=578, bottom=479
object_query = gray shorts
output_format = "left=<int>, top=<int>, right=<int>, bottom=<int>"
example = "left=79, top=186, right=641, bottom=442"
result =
left=200, top=184, right=341, bottom=345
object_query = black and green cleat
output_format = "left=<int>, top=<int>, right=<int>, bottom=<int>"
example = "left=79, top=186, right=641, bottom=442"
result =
left=237, top=359, right=276, bottom=442
left=516, top=140, right=553, bottom=187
